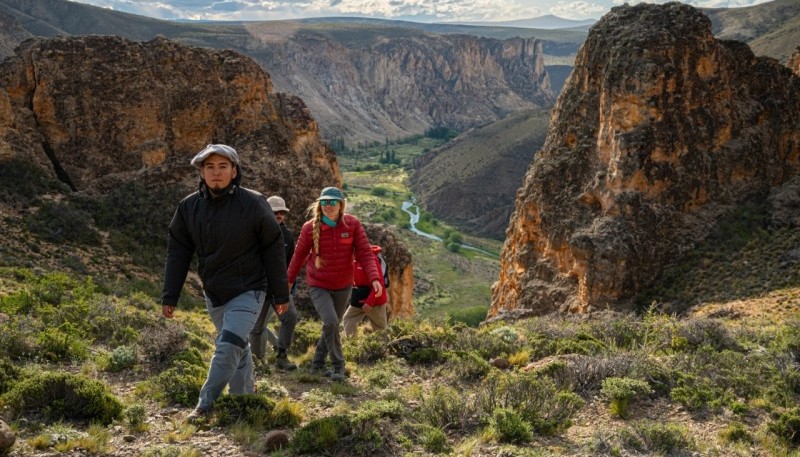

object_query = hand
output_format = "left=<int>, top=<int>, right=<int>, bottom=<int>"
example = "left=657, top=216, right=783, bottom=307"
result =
left=275, top=302, right=289, bottom=315
left=162, top=305, right=176, bottom=319
left=371, top=279, right=384, bottom=298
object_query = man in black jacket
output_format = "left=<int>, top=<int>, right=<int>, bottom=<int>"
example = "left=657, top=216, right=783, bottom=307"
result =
left=250, top=195, right=298, bottom=371
left=160, top=144, right=289, bottom=423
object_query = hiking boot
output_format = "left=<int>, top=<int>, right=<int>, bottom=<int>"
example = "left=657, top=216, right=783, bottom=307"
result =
left=275, top=354, right=297, bottom=371
left=310, top=364, right=332, bottom=377
left=330, top=366, right=346, bottom=382
left=185, top=407, right=210, bottom=425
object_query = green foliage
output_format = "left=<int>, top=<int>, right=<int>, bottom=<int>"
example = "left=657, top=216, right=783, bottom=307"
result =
left=768, top=407, right=800, bottom=446
left=146, top=360, right=206, bottom=407
left=618, top=421, right=695, bottom=455
left=107, top=345, right=138, bottom=372
left=36, top=323, right=90, bottom=361
left=418, top=385, right=474, bottom=430
left=343, top=334, right=387, bottom=363
left=0, top=158, right=68, bottom=204
left=353, top=399, right=404, bottom=423
left=139, top=321, right=191, bottom=364
left=718, top=421, right=753, bottom=445
left=447, top=306, right=488, bottom=328
left=477, top=371, right=584, bottom=435
left=291, top=415, right=351, bottom=454
left=488, top=408, right=533, bottom=444
left=445, top=351, right=491, bottom=382
left=214, top=394, right=276, bottom=427
left=269, top=398, right=304, bottom=428
left=290, top=320, right=322, bottom=356
left=418, top=424, right=451, bottom=453
left=25, top=201, right=101, bottom=245
left=370, top=186, right=389, bottom=196
left=72, top=182, right=187, bottom=268
left=2, top=371, right=123, bottom=424
left=125, top=403, right=148, bottom=429
left=0, top=357, right=21, bottom=395
left=408, top=347, right=442, bottom=365
left=601, top=377, right=653, bottom=419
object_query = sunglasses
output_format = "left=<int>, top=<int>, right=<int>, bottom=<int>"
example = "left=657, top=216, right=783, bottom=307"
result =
left=274, top=211, right=287, bottom=216
left=319, top=199, right=339, bottom=206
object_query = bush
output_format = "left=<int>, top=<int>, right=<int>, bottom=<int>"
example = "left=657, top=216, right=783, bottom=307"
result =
left=343, top=334, right=387, bottom=363
left=291, top=415, right=351, bottom=454
left=718, top=421, right=753, bottom=445
left=269, top=398, right=304, bottom=428
left=446, top=351, right=490, bottom=382
left=489, top=408, right=533, bottom=443
left=601, top=377, right=653, bottom=419
left=768, top=407, right=800, bottom=446
left=36, top=323, right=90, bottom=362
left=125, top=404, right=148, bottom=430
left=290, top=320, right=322, bottom=356
left=418, top=385, right=474, bottom=430
left=477, top=371, right=584, bottom=435
left=214, top=394, right=276, bottom=427
left=25, top=201, right=101, bottom=245
left=2, top=371, right=122, bottom=424
left=447, top=306, right=487, bottom=328
left=0, top=357, right=21, bottom=395
left=419, top=425, right=450, bottom=453
left=107, top=345, right=138, bottom=372
left=618, top=421, right=695, bottom=455
left=139, top=321, right=190, bottom=364
left=147, top=360, right=206, bottom=407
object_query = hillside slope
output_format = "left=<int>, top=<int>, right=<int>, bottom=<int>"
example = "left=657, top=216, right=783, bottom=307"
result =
left=411, top=109, right=551, bottom=240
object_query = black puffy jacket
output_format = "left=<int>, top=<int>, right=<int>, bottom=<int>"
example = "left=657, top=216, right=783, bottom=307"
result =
left=161, top=184, right=289, bottom=308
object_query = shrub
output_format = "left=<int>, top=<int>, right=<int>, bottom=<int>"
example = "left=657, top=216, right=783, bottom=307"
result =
left=476, top=371, right=583, bottom=435
left=343, top=334, right=387, bottom=363
left=768, top=407, right=800, bottom=446
left=125, top=403, right=148, bottom=431
left=25, top=201, right=101, bottom=245
left=269, top=398, right=303, bottom=428
left=214, top=394, right=276, bottom=427
left=618, top=421, right=695, bottom=455
left=0, top=357, right=21, bottom=395
left=601, top=377, right=653, bottom=419
left=0, top=158, right=67, bottom=204
left=489, top=407, right=533, bottom=443
left=408, top=347, right=442, bottom=365
left=418, top=385, right=474, bottom=430
left=106, top=345, right=138, bottom=372
left=2, top=371, right=122, bottom=424
left=290, top=320, right=322, bottom=356
left=147, top=360, right=206, bottom=407
left=718, top=421, right=753, bottom=445
left=447, top=306, right=487, bottom=328
left=445, top=351, right=490, bottom=382
left=139, top=321, right=190, bottom=364
left=291, top=415, right=351, bottom=454
left=419, top=425, right=450, bottom=453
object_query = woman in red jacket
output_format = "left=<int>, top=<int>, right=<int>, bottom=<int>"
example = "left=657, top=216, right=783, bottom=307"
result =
left=287, top=187, right=383, bottom=381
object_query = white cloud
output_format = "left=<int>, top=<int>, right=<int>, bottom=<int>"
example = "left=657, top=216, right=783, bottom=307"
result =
left=549, top=1, right=606, bottom=19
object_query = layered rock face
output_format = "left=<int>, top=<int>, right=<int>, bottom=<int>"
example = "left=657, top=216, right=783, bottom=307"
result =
left=0, top=35, right=340, bottom=223
left=363, top=223, right=414, bottom=320
left=790, top=46, right=800, bottom=76
left=252, top=31, right=553, bottom=144
left=490, top=3, right=800, bottom=317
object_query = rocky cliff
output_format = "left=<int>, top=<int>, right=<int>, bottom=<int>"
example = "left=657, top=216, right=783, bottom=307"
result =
left=0, top=35, right=339, bottom=220
left=247, top=28, right=553, bottom=145
left=363, top=223, right=414, bottom=320
left=790, top=46, right=800, bottom=76
left=490, top=3, right=800, bottom=318
left=0, top=12, right=31, bottom=60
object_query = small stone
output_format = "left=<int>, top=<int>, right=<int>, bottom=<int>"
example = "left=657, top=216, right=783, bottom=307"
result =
left=0, top=420, right=16, bottom=455
left=490, top=357, right=510, bottom=369
left=264, top=430, right=290, bottom=451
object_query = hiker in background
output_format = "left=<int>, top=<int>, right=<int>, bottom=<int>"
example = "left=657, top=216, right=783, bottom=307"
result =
left=287, top=186, right=383, bottom=382
left=250, top=195, right=299, bottom=371
left=160, top=144, right=289, bottom=424
left=343, top=244, right=389, bottom=337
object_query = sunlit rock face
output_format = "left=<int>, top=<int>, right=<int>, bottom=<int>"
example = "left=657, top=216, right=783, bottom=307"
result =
left=490, top=3, right=800, bottom=318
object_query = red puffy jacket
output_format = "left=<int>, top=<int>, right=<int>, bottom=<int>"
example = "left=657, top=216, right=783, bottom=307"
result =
left=352, top=245, right=388, bottom=306
left=288, top=214, right=379, bottom=291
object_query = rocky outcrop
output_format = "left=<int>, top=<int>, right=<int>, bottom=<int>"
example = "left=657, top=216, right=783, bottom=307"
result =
left=0, top=35, right=340, bottom=223
left=789, top=46, right=800, bottom=77
left=490, top=3, right=800, bottom=317
left=363, top=223, right=414, bottom=320
left=0, top=419, right=14, bottom=455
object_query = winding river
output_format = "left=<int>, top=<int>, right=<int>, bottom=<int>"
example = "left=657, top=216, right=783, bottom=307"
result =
left=401, top=199, right=498, bottom=257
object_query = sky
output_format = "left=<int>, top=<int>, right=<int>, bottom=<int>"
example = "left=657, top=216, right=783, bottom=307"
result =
left=70, top=0, right=774, bottom=22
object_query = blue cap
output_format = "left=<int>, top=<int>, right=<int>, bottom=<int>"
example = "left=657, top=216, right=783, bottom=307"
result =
left=317, top=187, right=345, bottom=201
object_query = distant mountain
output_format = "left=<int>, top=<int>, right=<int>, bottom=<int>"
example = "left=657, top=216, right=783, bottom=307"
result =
left=703, top=0, right=800, bottom=63
left=448, top=14, right=596, bottom=30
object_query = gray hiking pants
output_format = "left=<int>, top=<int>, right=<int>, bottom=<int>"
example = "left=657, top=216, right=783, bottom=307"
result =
left=250, top=296, right=298, bottom=359
left=197, top=290, right=262, bottom=411
left=309, top=286, right=352, bottom=370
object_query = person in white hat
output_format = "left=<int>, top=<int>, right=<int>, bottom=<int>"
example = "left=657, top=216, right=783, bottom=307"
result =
left=160, top=144, right=290, bottom=423
left=250, top=195, right=299, bottom=371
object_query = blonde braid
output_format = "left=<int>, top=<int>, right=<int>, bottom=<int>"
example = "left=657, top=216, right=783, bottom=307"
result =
left=307, top=201, right=323, bottom=268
